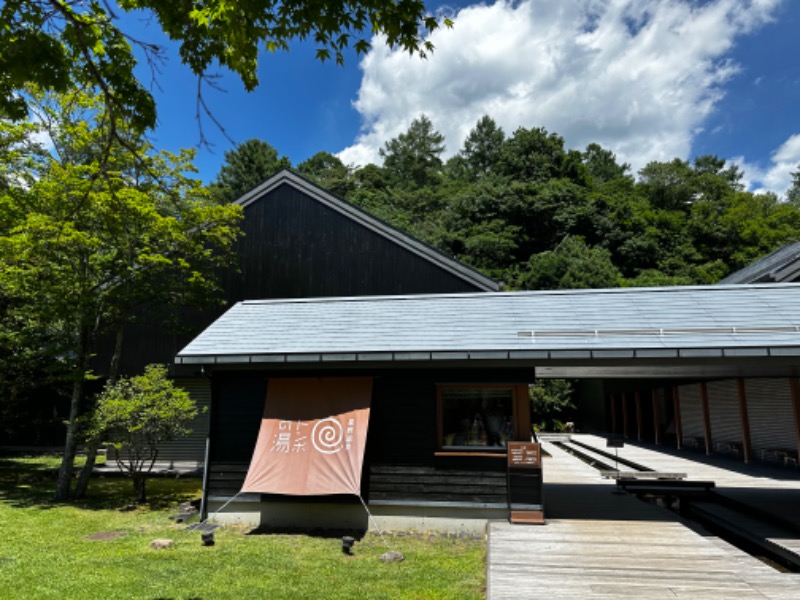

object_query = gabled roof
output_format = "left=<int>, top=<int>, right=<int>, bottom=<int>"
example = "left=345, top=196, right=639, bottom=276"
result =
left=720, top=241, right=800, bottom=284
left=233, top=169, right=500, bottom=292
left=177, top=284, right=800, bottom=377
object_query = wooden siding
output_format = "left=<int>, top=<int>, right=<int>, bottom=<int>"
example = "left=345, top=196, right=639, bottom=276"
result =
left=672, top=378, right=799, bottom=459
left=206, top=368, right=530, bottom=505
left=152, top=377, right=211, bottom=465
left=744, top=379, right=797, bottom=453
left=678, top=384, right=705, bottom=443
left=366, top=377, right=438, bottom=465
left=369, top=463, right=507, bottom=505
left=209, top=373, right=267, bottom=463
left=706, top=380, right=740, bottom=450
left=206, top=462, right=253, bottom=500
left=206, top=460, right=508, bottom=506
left=108, top=377, right=210, bottom=466
left=225, top=183, right=487, bottom=301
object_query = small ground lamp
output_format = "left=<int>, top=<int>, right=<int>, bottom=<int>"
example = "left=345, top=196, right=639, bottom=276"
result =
left=341, top=536, right=356, bottom=555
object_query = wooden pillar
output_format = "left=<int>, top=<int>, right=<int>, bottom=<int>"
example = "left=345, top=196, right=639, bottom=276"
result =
left=515, top=384, right=532, bottom=441
left=635, top=391, right=643, bottom=441
left=673, top=386, right=683, bottom=450
left=610, top=393, right=617, bottom=436
left=652, top=389, right=661, bottom=445
left=736, top=378, right=752, bottom=463
left=622, top=392, right=629, bottom=438
left=700, top=382, right=713, bottom=456
left=789, top=378, right=800, bottom=455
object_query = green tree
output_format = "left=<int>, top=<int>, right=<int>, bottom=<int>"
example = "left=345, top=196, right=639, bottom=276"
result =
left=787, top=166, right=800, bottom=206
left=0, top=1, right=450, bottom=133
left=720, top=190, right=800, bottom=269
left=692, top=154, right=743, bottom=186
left=582, top=143, right=630, bottom=184
left=436, top=177, right=523, bottom=277
left=623, top=269, right=695, bottom=288
left=89, top=365, right=199, bottom=503
left=518, top=236, right=622, bottom=291
left=0, top=90, right=242, bottom=501
left=0, top=120, right=44, bottom=194
left=638, top=159, right=696, bottom=211
left=457, top=115, right=505, bottom=180
left=530, top=379, right=574, bottom=432
left=380, top=114, right=446, bottom=188
left=297, top=151, right=353, bottom=197
left=211, top=138, right=291, bottom=202
left=346, top=163, right=394, bottom=222
left=497, top=126, right=569, bottom=183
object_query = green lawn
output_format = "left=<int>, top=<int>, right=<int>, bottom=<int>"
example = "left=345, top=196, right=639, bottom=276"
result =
left=0, top=456, right=485, bottom=599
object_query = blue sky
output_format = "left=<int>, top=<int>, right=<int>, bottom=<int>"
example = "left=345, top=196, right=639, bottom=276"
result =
left=126, top=1, right=800, bottom=195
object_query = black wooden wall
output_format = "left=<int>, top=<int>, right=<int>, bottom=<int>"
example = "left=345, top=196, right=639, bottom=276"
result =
left=225, top=183, right=489, bottom=300
left=207, top=368, right=531, bottom=505
left=104, top=181, right=491, bottom=376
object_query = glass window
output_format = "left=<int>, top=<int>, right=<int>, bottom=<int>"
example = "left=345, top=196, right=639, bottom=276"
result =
left=439, top=387, right=515, bottom=449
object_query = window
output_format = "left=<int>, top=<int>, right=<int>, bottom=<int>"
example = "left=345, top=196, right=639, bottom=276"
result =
left=437, top=384, right=530, bottom=453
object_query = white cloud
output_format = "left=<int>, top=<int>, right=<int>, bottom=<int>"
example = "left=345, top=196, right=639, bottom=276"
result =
left=735, top=134, right=800, bottom=197
left=338, top=0, right=781, bottom=175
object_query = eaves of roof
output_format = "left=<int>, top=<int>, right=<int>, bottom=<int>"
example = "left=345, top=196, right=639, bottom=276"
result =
left=719, top=241, right=800, bottom=284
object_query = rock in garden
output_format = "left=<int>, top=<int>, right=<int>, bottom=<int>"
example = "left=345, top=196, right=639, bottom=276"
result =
left=150, top=539, right=174, bottom=550
left=380, top=551, right=405, bottom=563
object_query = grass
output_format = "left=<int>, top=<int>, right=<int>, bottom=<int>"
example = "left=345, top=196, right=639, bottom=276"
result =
left=0, top=455, right=485, bottom=599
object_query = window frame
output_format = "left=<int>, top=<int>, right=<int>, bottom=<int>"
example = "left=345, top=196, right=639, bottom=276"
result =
left=435, top=383, right=531, bottom=457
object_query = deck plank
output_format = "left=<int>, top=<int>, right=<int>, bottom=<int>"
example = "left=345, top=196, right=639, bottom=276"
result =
left=487, top=435, right=800, bottom=599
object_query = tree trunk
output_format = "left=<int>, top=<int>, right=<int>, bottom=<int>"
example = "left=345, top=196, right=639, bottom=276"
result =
left=54, top=328, right=90, bottom=501
left=73, top=441, right=99, bottom=499
left=54, top=369, right=85, bottom=500
left=107, top=325, right=124, bottom=384
left=74, top=326, right=124, bottom=499
left=133, top=474, right=147, bottom=504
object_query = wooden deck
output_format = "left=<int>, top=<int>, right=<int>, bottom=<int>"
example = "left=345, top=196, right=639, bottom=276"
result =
left=487, top=436, right=800, bottom=599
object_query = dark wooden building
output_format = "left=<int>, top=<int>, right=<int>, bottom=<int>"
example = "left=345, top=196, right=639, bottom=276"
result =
left=201, top=367, right=532, bottom=532
left=178, top=284, right=800, bottom=531
left=116, top=170, right=499, bottom=466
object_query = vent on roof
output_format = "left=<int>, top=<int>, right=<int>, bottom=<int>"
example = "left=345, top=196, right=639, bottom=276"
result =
left=516, top=325, right=800, bottom=340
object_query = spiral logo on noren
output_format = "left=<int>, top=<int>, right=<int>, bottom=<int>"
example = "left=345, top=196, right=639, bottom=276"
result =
left=311, top=417, right=344, bottom=454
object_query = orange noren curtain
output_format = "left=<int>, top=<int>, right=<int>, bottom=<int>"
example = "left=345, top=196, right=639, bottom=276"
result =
left=241, top=377, right=373, bottom=496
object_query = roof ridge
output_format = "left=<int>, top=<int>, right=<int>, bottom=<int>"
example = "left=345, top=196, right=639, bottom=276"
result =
left=236, top=281, right=800, bottom=307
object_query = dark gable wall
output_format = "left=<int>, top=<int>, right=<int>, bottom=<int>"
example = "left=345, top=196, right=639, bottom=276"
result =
left=227, top=183, right=485, bottom=300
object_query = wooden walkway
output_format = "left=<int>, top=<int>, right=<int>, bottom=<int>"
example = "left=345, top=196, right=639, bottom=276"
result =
left=487, top=436, right=800, bottom=599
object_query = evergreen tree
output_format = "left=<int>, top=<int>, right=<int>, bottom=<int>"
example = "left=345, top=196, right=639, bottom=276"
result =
left=787, top=166, right=800, bottom=206
left=582, top=143, right=630, bottom=184
left=211, top=139, right=291, bottom=202
left=459, top=115, right=505, bottom=180
left=297, top=151, right=353, bottom=197
left=379, top=115, right=445, bottom=188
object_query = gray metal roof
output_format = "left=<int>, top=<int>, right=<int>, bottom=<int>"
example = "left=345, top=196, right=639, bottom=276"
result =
left=719, top=241, right=800, bottom=284
left=234, top=170, right=500, bottom=292
left=177, top=284, right=800, bottom=375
